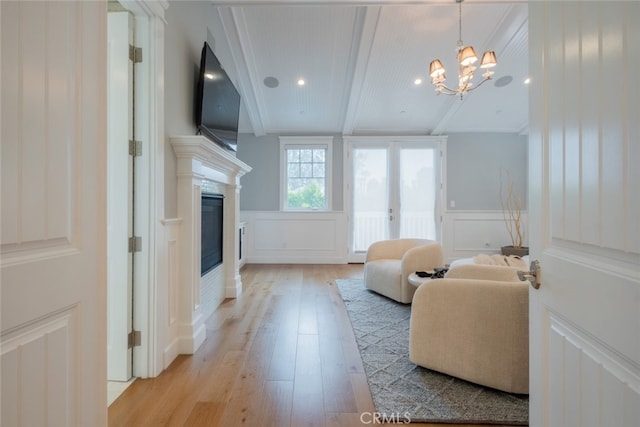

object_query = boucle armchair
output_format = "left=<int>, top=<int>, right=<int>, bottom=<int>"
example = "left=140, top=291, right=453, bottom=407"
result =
left=364, top=239, right=443, bottom=304
left=409, top=264, right=529, bottom=394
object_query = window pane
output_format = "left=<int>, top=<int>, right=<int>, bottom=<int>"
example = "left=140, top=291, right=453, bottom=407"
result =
left=312, top=163, right=324, bottom=178
left=288, top=149, right=300, bottom=162
left=288, top=163, right=300, bottom=178
left=300, top=163, right=312, bottom=177
left=300, top=149, right=312, bottom=162
left=313, top=149, right=325, bottom=162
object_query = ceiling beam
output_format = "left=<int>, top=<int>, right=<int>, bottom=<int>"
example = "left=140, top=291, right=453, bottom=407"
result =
left=341, top=6, right=382, bottom=135
left=217, top=7, right=268, bottom=136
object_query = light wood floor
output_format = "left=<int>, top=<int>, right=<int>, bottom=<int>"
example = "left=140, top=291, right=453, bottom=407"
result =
left=108, top=264, right=519, bottom=427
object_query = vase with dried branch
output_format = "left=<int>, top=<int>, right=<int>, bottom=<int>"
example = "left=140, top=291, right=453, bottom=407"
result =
left=500, top=169, right=528, bottom=256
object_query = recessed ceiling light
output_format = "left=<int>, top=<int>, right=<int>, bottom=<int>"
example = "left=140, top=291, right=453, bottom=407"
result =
left=297, top=79, right=305, bottom=86
left=204, top=73, right=215, bottom=80
left=524, top=77, right=531, bottom=85
left=414, top=78, right=423, bottom=85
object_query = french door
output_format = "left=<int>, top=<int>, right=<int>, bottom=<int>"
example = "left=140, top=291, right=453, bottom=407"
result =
left=345, top=136, right=444, bottom=262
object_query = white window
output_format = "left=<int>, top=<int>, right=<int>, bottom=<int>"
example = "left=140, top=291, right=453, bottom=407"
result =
left=280, top=136, right=333, bottom=211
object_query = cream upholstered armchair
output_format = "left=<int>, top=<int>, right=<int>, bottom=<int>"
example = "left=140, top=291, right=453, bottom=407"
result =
left=364, top=239, right=443, bottom=304
left=409, top=263, right=529, bottom=394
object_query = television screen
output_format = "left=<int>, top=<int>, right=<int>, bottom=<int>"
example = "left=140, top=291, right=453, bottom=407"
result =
left=196, top=42, right=240, bottom=152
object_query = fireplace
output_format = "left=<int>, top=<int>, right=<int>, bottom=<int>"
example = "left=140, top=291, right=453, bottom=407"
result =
left=171, top=135, right=251, bottom=354
left=201, top=194, right=223, bottom=276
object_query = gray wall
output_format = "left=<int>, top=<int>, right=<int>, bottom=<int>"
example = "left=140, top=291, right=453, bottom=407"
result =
left=164, top=1, right=240, bottom=217
left=446, top=133, right=528, bottom=210
left=236, top=134, right=280, bottom=211
left=237, top=132, right=527, bottom=212
left=237, top=133, right=344, bottom=211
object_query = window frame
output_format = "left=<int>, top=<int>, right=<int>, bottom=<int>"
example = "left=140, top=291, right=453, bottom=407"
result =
left=279, top=136, right=333, bottom=211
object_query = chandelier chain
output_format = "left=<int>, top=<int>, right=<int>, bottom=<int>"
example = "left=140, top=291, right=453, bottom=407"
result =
left=458, top=0, right=462, bottom=46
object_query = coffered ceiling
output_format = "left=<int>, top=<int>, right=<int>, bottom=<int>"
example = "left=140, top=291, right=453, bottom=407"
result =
left=210, top=0, right=529, bottom=136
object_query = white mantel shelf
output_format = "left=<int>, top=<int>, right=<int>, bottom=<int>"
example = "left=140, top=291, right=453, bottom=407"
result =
left=171, top=135, right=251, bottom=183
left=170, top=135, right=251, bottom=355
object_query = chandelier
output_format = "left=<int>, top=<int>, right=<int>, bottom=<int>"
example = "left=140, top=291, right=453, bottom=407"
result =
left=429, top=0, right=497, bottom=99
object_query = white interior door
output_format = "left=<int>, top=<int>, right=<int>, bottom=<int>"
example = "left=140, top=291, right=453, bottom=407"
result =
left=1, top=1, right=107, bottom=424
left=107, top=11, right=134, bottom=382
left=528, top=2, right=640, bottom=426
left=346, top=137, right=442, bottom=262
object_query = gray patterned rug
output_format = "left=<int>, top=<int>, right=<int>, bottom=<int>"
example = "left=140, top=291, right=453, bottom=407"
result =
left=335, top=278, right=529, bottom=425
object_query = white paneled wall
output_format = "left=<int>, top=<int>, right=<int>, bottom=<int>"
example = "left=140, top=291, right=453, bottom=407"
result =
left=160, top=218, right=181, bottom=370
left=442, top=211, right=528, bottom=263
left=241, top=211, right=348, bottom=264
left=240, top=210, right=524, bottom=264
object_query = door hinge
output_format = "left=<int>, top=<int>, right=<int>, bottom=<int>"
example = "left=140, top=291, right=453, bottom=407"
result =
left=128, top=236, right=142, bottom=253
left=129, top=139, right=142, bottom=156
left=129, top=45, right=142, bottom=63
left=128, top=330, right=141, bottom=349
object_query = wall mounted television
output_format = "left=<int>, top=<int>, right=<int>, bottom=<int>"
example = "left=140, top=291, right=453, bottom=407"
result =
left=195, top=41, right=241, bottom=152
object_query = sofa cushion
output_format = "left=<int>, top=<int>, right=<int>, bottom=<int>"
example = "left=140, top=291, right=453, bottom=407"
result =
left=445, top=263, right=524, bottom=282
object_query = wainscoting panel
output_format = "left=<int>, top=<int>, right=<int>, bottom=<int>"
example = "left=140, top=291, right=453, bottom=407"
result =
left=442, top=211, right=528, bottom=262
left=240, top=211, right=348, bottom=264
left=160, top=218, right=181, bottom=370
left=240, top=211, right=526, bottom=264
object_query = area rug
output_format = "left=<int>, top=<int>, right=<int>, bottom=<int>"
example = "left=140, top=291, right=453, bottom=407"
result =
left=335, top=278, right=528, bottom=425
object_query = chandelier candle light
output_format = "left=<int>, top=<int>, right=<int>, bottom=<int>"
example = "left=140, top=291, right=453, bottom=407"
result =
left=429, top=0, right=497, bottom=99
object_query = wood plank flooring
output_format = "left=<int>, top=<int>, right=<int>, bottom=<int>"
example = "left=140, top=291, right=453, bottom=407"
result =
left=108, top=264, right=519, bottom=426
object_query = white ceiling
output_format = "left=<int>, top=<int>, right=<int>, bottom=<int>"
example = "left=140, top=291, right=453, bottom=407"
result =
left=212, top=0, right=529, bottom=137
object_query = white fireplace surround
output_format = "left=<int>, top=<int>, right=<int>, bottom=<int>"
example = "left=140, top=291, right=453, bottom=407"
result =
left=171, top=135, right=251, bottom=354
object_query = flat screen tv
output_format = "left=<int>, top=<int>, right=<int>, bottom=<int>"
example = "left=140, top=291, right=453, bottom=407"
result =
left=195, top=41, right=240, bottom=152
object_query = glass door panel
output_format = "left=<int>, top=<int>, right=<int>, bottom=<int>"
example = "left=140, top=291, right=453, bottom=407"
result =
left=399, top=148, right=437, bottom=240
left=352, top=147, right=389, bottom=252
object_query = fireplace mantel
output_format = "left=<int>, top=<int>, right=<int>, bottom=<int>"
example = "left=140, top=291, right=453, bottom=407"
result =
left=171, top=135, right=251, bottom=354
left=172, top=135, right=251, bottom=184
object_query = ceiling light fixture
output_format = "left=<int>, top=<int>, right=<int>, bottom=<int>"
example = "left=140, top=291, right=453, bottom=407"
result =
left=429, top=0, right=497, bottom=99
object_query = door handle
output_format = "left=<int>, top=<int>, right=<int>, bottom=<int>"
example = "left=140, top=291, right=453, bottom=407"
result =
left=518, top=259, right=541, bottom=289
